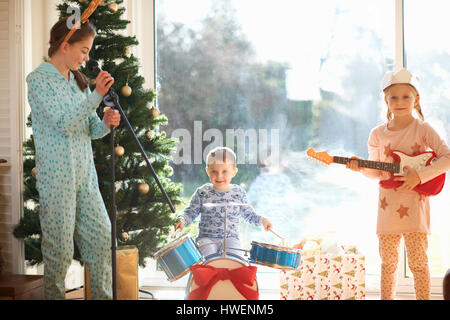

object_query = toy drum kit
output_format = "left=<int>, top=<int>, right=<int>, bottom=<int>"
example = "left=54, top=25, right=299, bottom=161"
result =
left=153, top=201, right=301, bottom=300
left=153, top=234, right=204, bottom=282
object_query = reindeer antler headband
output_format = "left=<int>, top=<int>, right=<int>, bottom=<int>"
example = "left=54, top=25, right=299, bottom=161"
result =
left=63, top=0, right=104, bottom=44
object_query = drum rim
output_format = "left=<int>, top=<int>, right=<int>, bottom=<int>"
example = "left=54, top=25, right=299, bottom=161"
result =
left=249, top=258, right=299, bottom=270
left=166, top=257, right=205, bottom=282
left=202, top=252, right=250, bottom=266
left=154, top=233, right=193, bottom=258
left=250, top=241, right=301, bottom=254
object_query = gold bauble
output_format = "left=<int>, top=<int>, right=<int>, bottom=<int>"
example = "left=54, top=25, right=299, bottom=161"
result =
left=124, top=48, right=131, bottom=58
left=108, top=2, right=118, bottom=13
left=122, top=232, right=129, bottom=241
left=31, top=167, right=37, bottom=178
left=114, top=145, right=125, bottom=157
left=138, top=182, right=150, bottom=195
left=151, top=107, right=160, bottom=118
left=146, top=131, right=154, bottom=139
left=121, top=84, right=132, bottom=97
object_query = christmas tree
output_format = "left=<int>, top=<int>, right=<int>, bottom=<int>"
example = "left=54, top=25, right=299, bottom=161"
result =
left=14, top=0, right=182, bottom=267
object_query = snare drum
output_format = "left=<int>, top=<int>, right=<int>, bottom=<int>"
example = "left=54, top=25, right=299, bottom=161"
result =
left=249, top=241, right=301, bottom=270
left=154, top=234, right=204, bottom=282
left=186, top=253, right=259, bottom=300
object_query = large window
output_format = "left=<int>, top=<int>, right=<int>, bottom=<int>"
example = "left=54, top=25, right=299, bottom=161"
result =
left=154, top=0, right=397, bottom=294
left=402, top=0, right=450, bottom=286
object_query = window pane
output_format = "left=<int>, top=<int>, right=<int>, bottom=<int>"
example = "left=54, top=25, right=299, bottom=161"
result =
left=404, top=0, right=450, bottom=278
left=157, top=0, right=394, bottom=284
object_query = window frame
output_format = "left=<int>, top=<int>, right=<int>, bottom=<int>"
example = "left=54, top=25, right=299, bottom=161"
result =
left=14, top=0, right=445, bottom=297
left=395, top=0, right=444, bottom=296
left=150, top=0, right=445, bottom=297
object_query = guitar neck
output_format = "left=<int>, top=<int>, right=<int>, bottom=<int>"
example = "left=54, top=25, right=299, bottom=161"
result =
left=333, top=156, right=400, bottom=173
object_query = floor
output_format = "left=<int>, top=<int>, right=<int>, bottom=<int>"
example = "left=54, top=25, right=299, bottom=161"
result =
left=66, top=286, right=443, bottom=300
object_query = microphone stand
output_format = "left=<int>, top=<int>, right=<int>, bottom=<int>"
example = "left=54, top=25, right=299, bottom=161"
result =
left=103, top=88, right=176, bottom=300
left=109, top=116, right=117, bottom=300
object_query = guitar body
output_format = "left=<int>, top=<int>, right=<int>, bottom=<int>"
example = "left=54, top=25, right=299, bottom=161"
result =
left=379, top=150, right=446, bottom=196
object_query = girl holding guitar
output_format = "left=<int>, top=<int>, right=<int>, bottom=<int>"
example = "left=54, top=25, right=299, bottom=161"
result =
left=346, top=68, right=450, bottom=300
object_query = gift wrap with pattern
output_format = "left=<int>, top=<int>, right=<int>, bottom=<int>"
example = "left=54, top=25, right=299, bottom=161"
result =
left=280, top=253, right=366, bottom=300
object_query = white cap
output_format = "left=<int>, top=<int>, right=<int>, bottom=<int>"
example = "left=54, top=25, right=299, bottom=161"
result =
left=381, top=68, right=420, bottom=92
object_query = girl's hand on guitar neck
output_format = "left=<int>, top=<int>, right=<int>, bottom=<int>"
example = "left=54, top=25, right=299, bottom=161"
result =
left=393, top=166, right=421, bottom=192
left=346, top=156, right=363, bottom=172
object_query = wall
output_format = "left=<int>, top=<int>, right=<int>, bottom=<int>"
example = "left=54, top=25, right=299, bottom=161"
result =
left=0, top=0, right=24, bottom=274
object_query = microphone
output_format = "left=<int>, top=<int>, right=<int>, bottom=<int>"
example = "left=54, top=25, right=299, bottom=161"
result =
left=87, top=59, right=116, bottom=107
left=87, top=59, right=102, bottom=76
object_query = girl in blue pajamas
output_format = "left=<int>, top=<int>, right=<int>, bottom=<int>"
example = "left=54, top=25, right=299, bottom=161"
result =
left=27, top=17, right=120, bottom=299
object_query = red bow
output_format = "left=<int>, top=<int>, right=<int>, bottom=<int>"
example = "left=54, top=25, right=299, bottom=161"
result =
left=188, top=264, right=259, bottom=300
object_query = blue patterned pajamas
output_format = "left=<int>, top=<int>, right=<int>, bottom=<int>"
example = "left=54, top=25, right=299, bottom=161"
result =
left=197, top=237, right=243, bottom=258
left=27, top=62, right=112, bottom=299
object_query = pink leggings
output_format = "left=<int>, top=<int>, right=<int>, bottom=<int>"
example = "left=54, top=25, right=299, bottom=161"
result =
left=378, top=232, right=430, bottom=300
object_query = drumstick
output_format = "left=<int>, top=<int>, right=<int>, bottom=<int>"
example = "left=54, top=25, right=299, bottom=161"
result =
left=168, top=229, right=180, bottom=241
left=269, top=228, right=285, bottom=241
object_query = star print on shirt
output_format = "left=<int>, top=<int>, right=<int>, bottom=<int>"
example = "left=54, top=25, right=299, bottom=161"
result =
left=411, top=142, right=422, bottom=156
left=384, top=143, right=392, bottom=158
left=396, top=205, right=410, bottom=219
left=380, top=197, right=388, bottom=211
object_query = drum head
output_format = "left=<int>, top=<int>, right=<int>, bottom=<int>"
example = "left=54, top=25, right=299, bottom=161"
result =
left=186, top=254, right=258, bottom=300
left=203, top=252, right=248, bottom=267
left=154, top=234, right=192, bottom=259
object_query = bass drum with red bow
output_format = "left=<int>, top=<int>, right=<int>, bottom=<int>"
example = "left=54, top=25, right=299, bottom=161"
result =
left=185, top=253, right=259, bottom=300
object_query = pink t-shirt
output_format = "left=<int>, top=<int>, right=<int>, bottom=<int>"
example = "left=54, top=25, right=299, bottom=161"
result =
left=364, top=119, right=450, bottom=234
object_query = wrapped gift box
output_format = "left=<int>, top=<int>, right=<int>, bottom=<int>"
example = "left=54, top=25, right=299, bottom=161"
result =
left=280, top=253, right=365, bottom=300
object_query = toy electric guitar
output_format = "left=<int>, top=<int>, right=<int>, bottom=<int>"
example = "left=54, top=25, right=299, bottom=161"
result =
left=306, top=148, right=446, bottom=196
